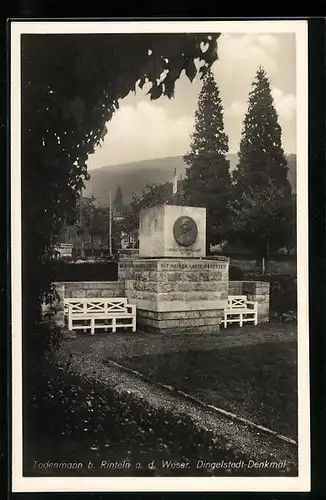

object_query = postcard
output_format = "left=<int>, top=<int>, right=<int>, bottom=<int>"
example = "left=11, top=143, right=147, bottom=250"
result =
left=10, top=19, right=309, bottom=492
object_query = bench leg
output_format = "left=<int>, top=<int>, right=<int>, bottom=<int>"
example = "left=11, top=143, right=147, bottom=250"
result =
left=132, top=316, right=136, bottom=332
left=112, top=317, right=116, bottom=333
left=91, top=318, right=95, bottom=336
left=239, top=313, right=243, bottom=327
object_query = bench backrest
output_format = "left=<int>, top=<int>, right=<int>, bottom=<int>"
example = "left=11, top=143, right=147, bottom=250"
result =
left=64, top=297, right=129, bottom=315
left=227, top=295, right=248, bottom=309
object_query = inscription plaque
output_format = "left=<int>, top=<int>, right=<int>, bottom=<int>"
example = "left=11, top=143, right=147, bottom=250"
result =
left=173, top=216, right=198, bottom=247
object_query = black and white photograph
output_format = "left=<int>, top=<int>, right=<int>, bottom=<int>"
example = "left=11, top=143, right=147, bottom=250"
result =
left=11, top=20, right=309, bottom=492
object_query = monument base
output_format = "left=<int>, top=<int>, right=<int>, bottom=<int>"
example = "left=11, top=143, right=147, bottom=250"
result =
left=118, top=257, right=229, bottom=334
left=137, top=308, right=223, bottom=334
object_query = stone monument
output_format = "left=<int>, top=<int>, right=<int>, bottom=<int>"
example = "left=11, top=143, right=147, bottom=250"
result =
left=139, top=205, right=206, bottom=258
left=118, top=204, right=229, bottom=334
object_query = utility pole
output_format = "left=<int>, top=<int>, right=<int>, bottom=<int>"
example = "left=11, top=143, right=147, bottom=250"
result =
left=108, top=190, right=112, bottom=258
left=79, top=196, right=85, bottom=259
left=172, top=167, right=178, bottom=195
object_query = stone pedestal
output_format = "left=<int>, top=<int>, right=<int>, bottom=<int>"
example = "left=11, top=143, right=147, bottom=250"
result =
left=118, top=258, right=229, bottom=334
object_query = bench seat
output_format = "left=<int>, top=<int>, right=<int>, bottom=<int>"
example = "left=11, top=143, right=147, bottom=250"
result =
left=222, top=295, right=258, bottom=328
left=64, top=297, right=136, bottom=335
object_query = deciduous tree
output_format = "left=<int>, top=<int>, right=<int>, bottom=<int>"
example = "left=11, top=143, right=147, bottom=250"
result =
left=21, top=33, right=220, bottom=330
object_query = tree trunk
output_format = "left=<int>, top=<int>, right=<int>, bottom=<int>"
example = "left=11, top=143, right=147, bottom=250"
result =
left=80, top=241, right=85, bottom=258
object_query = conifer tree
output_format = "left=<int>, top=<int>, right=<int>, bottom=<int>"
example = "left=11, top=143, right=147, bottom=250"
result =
left=234, top=66, right=290, bottom=189
left=231, top=67, right=294, bottom=264
left=183, top=69, right=231, bottom=247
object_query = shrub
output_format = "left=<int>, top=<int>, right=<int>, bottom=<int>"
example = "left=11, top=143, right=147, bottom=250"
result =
left=248, top=273, right=297, bottom=320
left=43, top=260, right=119, bottom=282
left=229, top=265, right=244, bottom=280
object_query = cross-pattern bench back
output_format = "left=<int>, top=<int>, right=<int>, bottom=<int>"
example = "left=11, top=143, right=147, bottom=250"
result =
left=64, top=297, right=129, bottom=315
left=227, top=295, right=247, bottom=309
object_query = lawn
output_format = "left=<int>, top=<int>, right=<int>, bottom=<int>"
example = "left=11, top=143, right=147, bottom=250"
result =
left=24, top=322, right=297, bottom=477
left=119, top=340, right=297, bottom=440
left=26, top=362, right=291, bottom=477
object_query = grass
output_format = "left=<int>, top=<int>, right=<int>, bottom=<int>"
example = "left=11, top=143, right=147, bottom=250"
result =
left=25, top=362, right=287, bottom=477
left=24, top=322, right=297, bottom=477
left=119, top=340, right=297, bottom=440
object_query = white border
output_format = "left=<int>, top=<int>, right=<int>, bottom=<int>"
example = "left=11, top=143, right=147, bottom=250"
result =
left=11, top=20, right=310, bottom=493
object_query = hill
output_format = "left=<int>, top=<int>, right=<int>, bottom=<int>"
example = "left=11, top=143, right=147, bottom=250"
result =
left=84, top=154, right=296, bottom=205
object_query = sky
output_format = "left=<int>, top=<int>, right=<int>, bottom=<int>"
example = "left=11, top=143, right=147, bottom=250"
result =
left=87, top=32, right=296, bottom=171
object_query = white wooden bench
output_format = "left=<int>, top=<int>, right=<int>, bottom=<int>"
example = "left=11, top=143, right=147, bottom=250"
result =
left=222, top=295, right=258, bottom=328
left=64, top=297, right=136, bottom=335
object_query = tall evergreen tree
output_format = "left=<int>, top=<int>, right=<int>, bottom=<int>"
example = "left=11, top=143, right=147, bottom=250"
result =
left=234, top=66, right=290, bottom=190
left=183, top=69, right=231, bottom=247
left=231, top=67, right=294, bottom=263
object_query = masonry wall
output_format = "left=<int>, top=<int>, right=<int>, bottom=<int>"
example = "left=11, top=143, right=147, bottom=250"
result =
left=228, top=281, right=270, bottom=323
left=44, top=281, right=125, bottom=328
left=46, top=279, right=269, bottom=330
left=62, top=281, right=125, bottom=298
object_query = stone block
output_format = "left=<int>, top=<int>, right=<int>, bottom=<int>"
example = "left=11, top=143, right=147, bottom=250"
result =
left=190, top=281, right=223, bottom=292
left=83, top=282, right=100, bottom=289
left=140, top=323, right=220, bottom=335
left=128, top=290, right=158, bottom=302
left=163, top=271, right=183, bottom=281
left=149, top=271, right=161, bottom=281
left=158, top=291, right=185, bottom=302
left=254, top=294, right=270, bottom=303
left=228, top=282, right=244, bottom=295
left=137, top=307, right=222, bottom=334
left=139, top=204, right=206, bottom=258
left=86, top=289, right=101, bottom=298
left=185, top=291, right=222, bottom=301
left=71, top=289, right=87, bottom=298
left=133, top=280, right=159, bottom=292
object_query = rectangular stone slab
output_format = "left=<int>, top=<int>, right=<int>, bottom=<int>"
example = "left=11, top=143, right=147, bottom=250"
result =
left=139, top=204, right=206, bottom=258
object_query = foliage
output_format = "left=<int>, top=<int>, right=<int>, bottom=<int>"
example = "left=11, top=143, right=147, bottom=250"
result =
left=59, top=196, right=109, bottom=256
left=246, top=273, right=297, bottom=321
left=229, top=265, right=244, bottom=281
left=75, top=196, right=108, bottom=247
left=230, top=180, right=296, bottom=257
left=113, top=185, right=123, bottom=210
left=117, top=181, right=174, bottom=238
left=230, top=67, right=294, bottom=258
left=183, top=69, right=232, bottom=246
left=46, top=260, right=118, bottom=282
left=22, top=33, right=220, bottom=332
